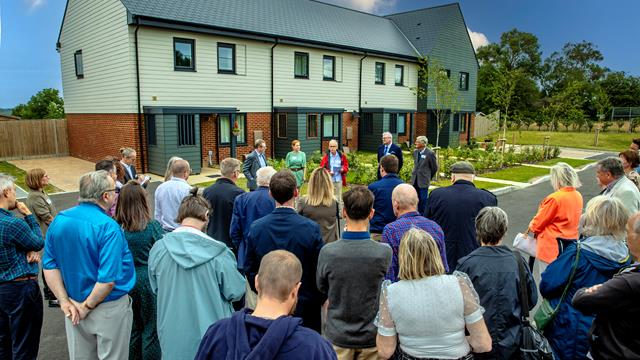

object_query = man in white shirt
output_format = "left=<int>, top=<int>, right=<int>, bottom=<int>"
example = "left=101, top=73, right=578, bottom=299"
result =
left=154, top=159, right=192, bottom=231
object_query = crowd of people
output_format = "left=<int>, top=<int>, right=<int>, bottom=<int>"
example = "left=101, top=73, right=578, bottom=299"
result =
left=1, top=136, right=640, bottom=360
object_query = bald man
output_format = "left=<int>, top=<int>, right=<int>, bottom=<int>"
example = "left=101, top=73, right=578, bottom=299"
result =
left=381, top=184, right=448, bottom=281
left=154, top=159, right=192, bottom=231
left=320, top=140, right=349, bottom=214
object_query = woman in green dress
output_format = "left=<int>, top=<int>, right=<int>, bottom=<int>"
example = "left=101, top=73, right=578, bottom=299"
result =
left=115, top=181, right=163, bottom=360
left=286, top=139, right=306, bottom=188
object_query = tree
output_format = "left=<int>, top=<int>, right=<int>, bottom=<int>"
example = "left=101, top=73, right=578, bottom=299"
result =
left=599, top=72, right=640, bottom=108
left=11, top=88, right=65, bottom=119
left=542, top=41, right=607, bottom=96
left=412, top=56, right=461, bottom=148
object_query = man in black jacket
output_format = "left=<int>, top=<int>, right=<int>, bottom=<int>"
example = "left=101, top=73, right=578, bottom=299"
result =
left=203, top=158, right=245, bottom=250
left=572, top=212, right=640, bottom=359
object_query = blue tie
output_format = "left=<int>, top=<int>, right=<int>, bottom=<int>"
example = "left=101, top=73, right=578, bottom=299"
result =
left=384, top=145, right=388, bottom=155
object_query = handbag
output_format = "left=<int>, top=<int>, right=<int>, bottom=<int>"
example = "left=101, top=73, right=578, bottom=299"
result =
left=513, top=232, right=537, bottom=257
left=533, top=241, right=581, bottom=332
left=512, top=250, right=554, bottom=360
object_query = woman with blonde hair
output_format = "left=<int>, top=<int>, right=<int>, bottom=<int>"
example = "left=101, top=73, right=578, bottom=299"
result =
left=297, top=167, right=339, bottom=243
left=285, top=140, right=306, bottom=188
left=376, top=228, right=492, bottom=359
left=540, top=196, right=631, bottom=359
left=528, top=162, right=583, bottom=283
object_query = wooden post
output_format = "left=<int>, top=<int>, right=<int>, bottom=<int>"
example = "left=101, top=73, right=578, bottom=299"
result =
left=594, top=127, right=600, bottom=147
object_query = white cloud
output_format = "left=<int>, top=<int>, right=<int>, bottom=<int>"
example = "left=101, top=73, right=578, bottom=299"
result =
left=25, top=0, right=46, bottom=11
left=325, top=0, right=397, bottom=14
left=467, top=28, right=489, bottom=52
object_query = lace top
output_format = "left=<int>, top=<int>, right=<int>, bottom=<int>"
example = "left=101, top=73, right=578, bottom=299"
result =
left=375, top=271, right=484, bottom=359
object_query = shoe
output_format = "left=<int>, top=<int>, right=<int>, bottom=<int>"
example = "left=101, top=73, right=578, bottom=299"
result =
left=48, top=299, right=60, bottom=308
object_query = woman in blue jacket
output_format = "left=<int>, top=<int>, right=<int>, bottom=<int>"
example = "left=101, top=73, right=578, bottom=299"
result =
left=540, top=196, right=631, bottom=360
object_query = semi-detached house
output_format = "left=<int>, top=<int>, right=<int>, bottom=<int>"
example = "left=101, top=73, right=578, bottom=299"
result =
left=57, top=0, right=478, bottom=174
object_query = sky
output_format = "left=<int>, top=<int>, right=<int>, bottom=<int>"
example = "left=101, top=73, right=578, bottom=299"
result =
left=0, top=0, right=639, bottom=108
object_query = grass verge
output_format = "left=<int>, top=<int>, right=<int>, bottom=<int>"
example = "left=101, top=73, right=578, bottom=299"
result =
left=491, top=130, right=630, bottom=152
left=481, top=165, right=551, bottom=183
left=0, top=162, right=63, bottom=194
left=431, top=179, right=506, bottom=191
left=536, top=158, right=595, bottom=168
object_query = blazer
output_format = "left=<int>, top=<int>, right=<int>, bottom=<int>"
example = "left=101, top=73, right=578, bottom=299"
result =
left=603, top=176, right=640, bottom=214
left=122, top=161, right=138, bottom=183
left=203, top=178, right=245, bottom=250
left=368, top=174, right=405, bottom=233
left=377, top=143, right=403, bottom=179
left=410, top=147, right=438, bottom=189
left=242, top=150, right=266, bottom=191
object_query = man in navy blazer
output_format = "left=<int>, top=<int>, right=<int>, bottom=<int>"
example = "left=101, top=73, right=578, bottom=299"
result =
left=368, top=154, right=404, bottom=240
left=377, top=132, right=403, bottom=179
left=244, top=170, right=325, bottom=333
left=242, top=139, right=268, bottom=191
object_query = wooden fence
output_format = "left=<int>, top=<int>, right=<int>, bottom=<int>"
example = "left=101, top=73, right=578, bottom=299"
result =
left=473, top=111, right=499, bottom=139
left=0, top=119, right=69, bottom=160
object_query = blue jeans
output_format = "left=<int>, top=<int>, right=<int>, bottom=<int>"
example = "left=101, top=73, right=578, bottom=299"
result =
left=0, top=279, right=43, bottom=360
left=415, top=185, right=429, bottom=215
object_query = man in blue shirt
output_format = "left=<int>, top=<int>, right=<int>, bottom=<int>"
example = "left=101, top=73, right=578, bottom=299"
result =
left=44, top=170, right=135, bottom=359
left=368, top=154, right=404, bottom=241
left=0, top=174, right=44, bottom=360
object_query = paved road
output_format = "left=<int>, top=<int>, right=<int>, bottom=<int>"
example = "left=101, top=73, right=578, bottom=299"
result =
left=35, top=156, right=611, bottom=359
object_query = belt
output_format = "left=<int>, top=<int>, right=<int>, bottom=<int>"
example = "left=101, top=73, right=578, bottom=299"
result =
left=289, top=167, right=303, bottom=171
left=0, top=275, right=37, bottom=284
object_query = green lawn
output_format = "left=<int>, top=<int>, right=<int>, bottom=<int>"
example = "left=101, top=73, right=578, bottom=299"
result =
left=492, top=130, right=630, bottom=152
left=536, top=157, right=595, bottom=168
left=0, top=161, right=63, bottom=193
left=431, top=179, right=506, bottom=191
left=481, top=165, right=551, bottom=183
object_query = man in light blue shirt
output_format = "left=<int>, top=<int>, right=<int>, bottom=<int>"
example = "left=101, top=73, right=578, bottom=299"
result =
left=155, top=159, right=192, bottom=231
left=43, top=170, right=135, bottom=359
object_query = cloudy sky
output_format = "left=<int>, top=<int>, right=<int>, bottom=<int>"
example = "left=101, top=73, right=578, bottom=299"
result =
left=0, top=0, right=638, bottom=108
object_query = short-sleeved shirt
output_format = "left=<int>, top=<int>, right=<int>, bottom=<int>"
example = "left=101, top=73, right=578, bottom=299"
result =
left=43, top=203, right=135, bottom=303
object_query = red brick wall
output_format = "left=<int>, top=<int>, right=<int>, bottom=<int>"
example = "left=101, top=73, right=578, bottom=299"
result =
left=67, top=113, right=145, bottom=169
left=415, top=112, right=428, bottom=138
left=342, top=112, right=359, bottom=151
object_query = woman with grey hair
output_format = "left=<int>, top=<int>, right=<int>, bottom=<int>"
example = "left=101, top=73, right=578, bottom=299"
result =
left=456, top=207, right=537, bottom=359
left=540, top=196, right=631, bottom=360
left=527, top=162, right=583, bottom=284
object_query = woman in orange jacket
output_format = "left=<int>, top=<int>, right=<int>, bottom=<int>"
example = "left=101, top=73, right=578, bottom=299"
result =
left=528, top=162, right=583, bottom=285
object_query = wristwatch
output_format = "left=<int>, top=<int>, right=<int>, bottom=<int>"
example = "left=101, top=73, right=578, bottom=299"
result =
left=82, top=301, right=96, bottom=310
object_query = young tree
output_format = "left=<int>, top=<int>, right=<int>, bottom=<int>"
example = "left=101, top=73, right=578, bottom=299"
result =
left=11, top=88, right=65, bottom=119
left=412, top=56, right=461, bottom=148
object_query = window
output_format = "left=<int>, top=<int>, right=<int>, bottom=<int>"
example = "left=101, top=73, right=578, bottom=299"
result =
left=178, top=114, right=196, bottom=146
left=217, top=43, right=235, bottom=74
left=277, top=113, right=287, bottom=139
left=453, top=113, right=460, bottom=131
left=145, top=115, right=156, bottom=146
left=395, top=65, right=404, bottom=86
left=174, top=38, right=195, bottom=71
left=307, top=114, right=318, bottom=138
left=294, top=52, right=309, bottom=78
left=322, top=114, right=339, bottom=139
left=219, top=114, right=247, bottom=145
left=362, top=113, right=373, bottom=135
left=442, top=69, right=451, bottom=78
left=389, top=113, right=397, bottom=133
left=375, top=62, right=385, bottom=84
left=459, top=72, right=469, bottom=90
left=323, top=55, right=335, bottom=81
left=397, top=113, right=406, bottom=135
left=74, top=50, right=84, bottom=78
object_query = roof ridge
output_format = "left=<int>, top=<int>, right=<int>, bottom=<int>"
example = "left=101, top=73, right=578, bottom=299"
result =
left=308, top=0, right=387, bottom=19
left=384, top=2, right=459, bottom=17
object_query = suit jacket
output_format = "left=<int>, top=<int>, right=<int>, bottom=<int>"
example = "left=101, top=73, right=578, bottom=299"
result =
left=368, top=174, right=404, bottom=233
left=123, top=162, right=138, bottom=183
left=425, top=180, right=497, bottom=270
left=242, top=150, right=266, bottom=191
left=603, top=176, right=640, bottom=214
left=203, top=178, right=245, bottom=250
left=377, top=143, right=404, bottom=179
left=410, top=147, right=438, bottom=189
left=245, top=208, right=326, bottom=330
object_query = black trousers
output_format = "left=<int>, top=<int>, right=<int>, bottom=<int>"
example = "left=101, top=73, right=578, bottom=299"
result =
left=0, top=279, right=43, bottom=360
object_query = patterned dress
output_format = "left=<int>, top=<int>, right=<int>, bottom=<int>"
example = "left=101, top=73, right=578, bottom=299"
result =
left=286, top=151, right=307, bottom=188
left=125, top=220, right=164, bottom=360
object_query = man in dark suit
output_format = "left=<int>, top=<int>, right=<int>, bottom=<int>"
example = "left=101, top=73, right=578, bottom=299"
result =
left=377, top=132, right=403, bottom=179
left=425, top=161, right=497, bottom=271
left=410, top=136, right=438, bottom=214
left=244, top=170, right=325, bottom=333
left=203, top=158, right=245, bottom=250
left=242, top=139, right=268, bottom=191
left=120, top=147, right=149, bottom=188
left=368, top=154, right=404, bottom=241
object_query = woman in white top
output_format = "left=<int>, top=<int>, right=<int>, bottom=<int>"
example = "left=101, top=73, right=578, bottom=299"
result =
left=376, top=228, right=492, bottom=359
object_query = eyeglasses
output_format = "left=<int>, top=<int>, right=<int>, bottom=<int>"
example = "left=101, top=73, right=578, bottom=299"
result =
left=104, top=189, right=117, bottom=193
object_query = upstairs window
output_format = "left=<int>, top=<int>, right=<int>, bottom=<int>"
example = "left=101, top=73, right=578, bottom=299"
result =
left=74, top=50, right=84, bottom=78
left=459, top=72, right=469, bottom=90
left=375, top=62, right=385, bottom=84
left=217, top=43, right=236, bottom=74
left=395, top=65, right=404, bottom=86
left=174, top=38, right=195, bottom=71
left=323, top=55, right=335, bottom=81
left=294, top=52, right=309, bottom=79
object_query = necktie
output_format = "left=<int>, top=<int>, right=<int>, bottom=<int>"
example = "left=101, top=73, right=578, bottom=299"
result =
left=384, top=145, right=388, bottom=155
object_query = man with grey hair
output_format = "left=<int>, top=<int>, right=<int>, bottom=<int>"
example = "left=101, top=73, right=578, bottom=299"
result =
left=411, top=135, right=437, bottom=214
left=381, top=184, right=447, bottom=281
left=243, top=139, right=268, bottom=191
left=203, top=158, right=245, bottom=250
left=0, top=174, right=44, bottom=359
left=154, top=159, right=192, bottom=231
left=377, top=132, right=403, bottom=180
left=597, top=157, right=640, bottom=214
left=426, top=161, right=497, bottom=270
left=320, top=140, right=349, bottom=214
left=43, top=170, right=135, bottom=359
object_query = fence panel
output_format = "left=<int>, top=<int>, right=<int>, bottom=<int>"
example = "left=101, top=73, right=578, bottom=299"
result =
left=0, top=119, right=69, bottom=160
left=473, top=112, right=499, bottom=139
